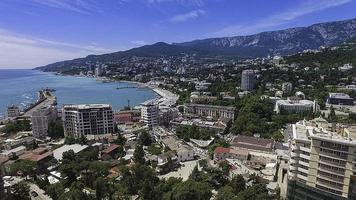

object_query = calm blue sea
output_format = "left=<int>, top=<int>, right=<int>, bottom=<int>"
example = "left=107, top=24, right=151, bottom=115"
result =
left=0, top=69, right=156, bottom=117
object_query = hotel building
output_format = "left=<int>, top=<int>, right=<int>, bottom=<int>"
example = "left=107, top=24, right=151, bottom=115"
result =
left=62, top=104, right=114, bottom=139
left=141, top=100, right=159, bottom=129
left=287, top=118, right=356, bottom=200
left=184, top=103, right=236, bottom=120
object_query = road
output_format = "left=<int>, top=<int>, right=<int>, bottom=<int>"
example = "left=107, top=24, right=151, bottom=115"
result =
left=22, top=92, right=56, bottom=117
left=4, top=176, right=52, bottom=200
left=29, top=183, right=52, bottom=200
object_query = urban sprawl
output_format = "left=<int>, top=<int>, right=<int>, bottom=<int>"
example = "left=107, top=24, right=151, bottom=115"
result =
left=1, top=48, right=356, bottom=200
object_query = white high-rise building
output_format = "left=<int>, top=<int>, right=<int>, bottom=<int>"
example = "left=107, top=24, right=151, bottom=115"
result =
left=62, top=104, right=114, bottom=139
left=286, top=118, right=356, bottom=200
left=31, top=106, right=57, bottom=138
left=282, top=82, right=293, bottom=95
left=241, top=70, right=255, bottom=91
left=7, top=105, right=20, bottom=118
left=141, top=100, right=159, bottom=129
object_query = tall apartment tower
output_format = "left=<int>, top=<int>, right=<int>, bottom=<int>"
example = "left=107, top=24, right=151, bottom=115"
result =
left=282, top=82, right=293, bottom=95
left=62, top=104, right=114, bottom=139
left=241, top=70, right=255, bottom=91
left=287, top=118, right=356, bottom=200
left=141, top=100, right=159, bottom=129
left=31, top=106, right=58, bottom=138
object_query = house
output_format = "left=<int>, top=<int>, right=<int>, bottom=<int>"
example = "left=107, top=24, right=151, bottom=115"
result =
left=232, top=135, right=275, bottom=153
left=19, top=147, right=53, bottom=164
left=161, top=136, right=194, bottom=162
left=53, top=144, right=89, bottom=160
left=101, top=144, right=120, bottom=159
left=214, top=147, right=249, bottom=162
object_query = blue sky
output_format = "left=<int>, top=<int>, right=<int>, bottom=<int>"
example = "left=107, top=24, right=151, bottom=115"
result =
left=0, top=0, right=355, bottom=68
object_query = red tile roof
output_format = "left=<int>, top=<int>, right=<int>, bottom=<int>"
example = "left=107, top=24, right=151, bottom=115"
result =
left=19, top=149, right=53, bottom=162
left=232, top=135, right=275, bottom=152
left=214, top=147, right=249, bottom=156
left=102, top=144, right=120, bottom=154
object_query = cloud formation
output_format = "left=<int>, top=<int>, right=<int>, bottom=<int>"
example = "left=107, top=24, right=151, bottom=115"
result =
left=0, top=29, right=110, bottom=68
left=169, top=9, right=205, bottom=22
left=214, top=0, right=352, bottom=36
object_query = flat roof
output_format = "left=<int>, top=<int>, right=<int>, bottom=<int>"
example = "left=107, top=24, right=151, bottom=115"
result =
left=63, top=104, right=111, bottom=109
left=53, top=144, right=88, bottom=160
left=328, top=93, right=353, bottom=99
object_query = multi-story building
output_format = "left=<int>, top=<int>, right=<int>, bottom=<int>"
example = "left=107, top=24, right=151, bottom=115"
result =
left=184, top=103, right=236, bottom=120
left=282, top=82, right=293, bottom=95
left=327, top=93, right=354, bottom=105
left=274, top=99, right=319, bottom=114
left=62, top=104, right=114, bottom=139
left=141, top=100, right=159, bottom=129
left=7, top=105, right=20, bottom=118
left=31, top=106, right=57, bottom=138
left=241, top=70, right=255, bottom=91
left=287, top=118, right=356, bottom=200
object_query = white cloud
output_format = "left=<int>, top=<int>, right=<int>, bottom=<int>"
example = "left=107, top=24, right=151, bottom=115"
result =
left=27, top=0, right=94, bottom=14
left=147, top=0, right=204, bottom=6
left=131, top=40, right=148, bottom=46
left=169, top=9, right=205, bottom=22
left=214, top=0, right=352, bottom=36
left=0, top=29, right=111, bottom=69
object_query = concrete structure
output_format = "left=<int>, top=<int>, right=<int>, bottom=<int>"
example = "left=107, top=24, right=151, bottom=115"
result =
left=0, top=146, right=26, bottom=157
left=282, top=82, right=293, bottom=95
left=190, top=93, right=217, bottom=103
left=31, top=106, right=57, bottom=138
left=286, top=118, right=356, bottom=200
left=161, top=136, right=194, bottom=162
left=184, top=103, right=235, bottom=120
left=159, top=107, right=178, bottom=126
left=19, top=147, right=53, bottom=164
left=53, top=144, right=89, bottom=160
left=241, top=70, right=255, bottom=91
left=232, top=135, right=275, bottom=153
left=62, top=104, right=114, bottom=139
left=327, top=93, right=354, bottom=105
left=274, top=99, right=319, bottom=114
left=141, top=100, right=159, bottom=129
left=95, top=66, right=102, bottom=77
left=214, top=147, right=249, bottom=162
left=7, top=106, right=20, bottom=118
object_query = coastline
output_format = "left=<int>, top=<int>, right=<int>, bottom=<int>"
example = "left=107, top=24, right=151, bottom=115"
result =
left=52, top=71, right=179, bottom=107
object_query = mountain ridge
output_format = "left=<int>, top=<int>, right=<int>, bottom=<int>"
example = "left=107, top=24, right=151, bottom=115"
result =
left=36, top=17, right=356, bottom=71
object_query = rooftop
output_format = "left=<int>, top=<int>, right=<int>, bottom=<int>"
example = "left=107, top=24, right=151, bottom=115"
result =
left=53, top=144, right=89, bottom=160
left=328, top=93, right=353, bottom=99
left=63, top=104, right=111, bottom=110
left=102, top=144, right=120, bottom=154
left=232, top=135, right=275, bottom=152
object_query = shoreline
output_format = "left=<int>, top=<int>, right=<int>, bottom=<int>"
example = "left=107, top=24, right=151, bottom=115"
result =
left=52, top=71, right=179, bottom=107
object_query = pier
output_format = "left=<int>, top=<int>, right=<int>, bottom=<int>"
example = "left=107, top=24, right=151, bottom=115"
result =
left=22, top=89, right=57, bottom=117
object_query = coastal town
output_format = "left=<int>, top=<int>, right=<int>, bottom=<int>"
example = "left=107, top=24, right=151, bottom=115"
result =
left=1, top=36, right=356, bottom=200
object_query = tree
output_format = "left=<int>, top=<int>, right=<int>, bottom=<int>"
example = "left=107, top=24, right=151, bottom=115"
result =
left=133, top=145, right=145, bottom=164
left=64, top=135, right=76, bottom=144
left=94, top=177, right=108, bottom=200
left=10, top=160, right=36, bottom=180
left=115, top=133, right=127, bottom=146
left=328, top=106, right=337, bottom=122
left=9, top=181, right=30, bottom=200
left=46, top=182, right=65, bottom=200
left=59, top=150, right=78, bottom=185
left=138, top=130, right=153, bottom=146
left=219, top=161, right=230, bottom=176
left=171, top=180, right=212, bottom=200
left=189, top=166, right=203, bottom=182
left=228, top=175, right=246, bottom=195
left=237, top=184, right=271, bottom=200
left=215, top=186, right=238, bottom=200
left=48, top=120, right=64, bottom=139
